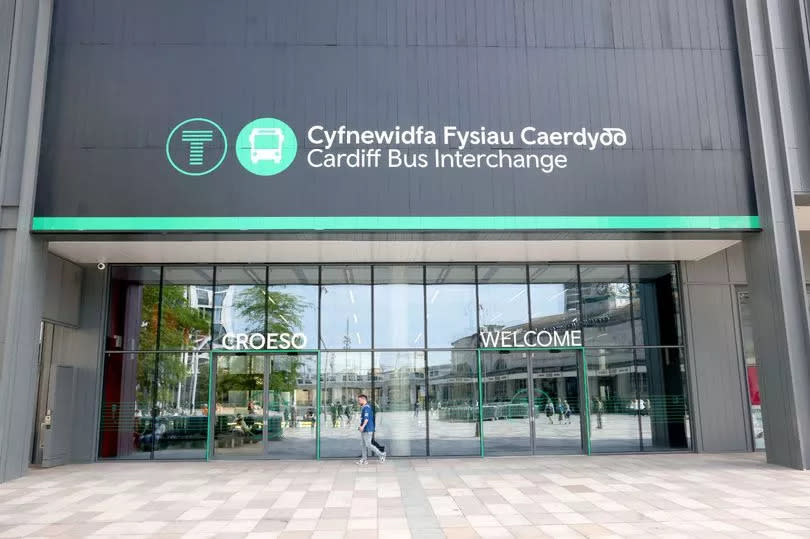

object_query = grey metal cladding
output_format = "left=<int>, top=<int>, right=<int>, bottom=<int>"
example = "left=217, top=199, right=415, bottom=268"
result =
left=0, top=0, right=15, bottom=155
left=34, top=0, right=757, bottom=219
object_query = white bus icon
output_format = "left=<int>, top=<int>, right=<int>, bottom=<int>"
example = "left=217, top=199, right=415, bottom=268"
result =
left=249, top=127, right=284, bottom=164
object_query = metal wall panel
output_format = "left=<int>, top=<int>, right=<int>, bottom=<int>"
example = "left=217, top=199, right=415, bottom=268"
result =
left=683, top=281, right=751, bottom=452
left=42, top=254, right=82, bottom=328
left=0, top=0, right=15, bottom=154
left=34, top=0, right=756, bottom=221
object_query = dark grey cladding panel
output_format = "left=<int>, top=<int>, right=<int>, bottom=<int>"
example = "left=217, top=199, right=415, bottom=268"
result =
left=36, top=0, right=756, bottom=219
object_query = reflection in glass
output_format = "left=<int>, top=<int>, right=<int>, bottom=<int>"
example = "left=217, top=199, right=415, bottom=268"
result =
left=480, top=351, right=531, bottom=455
left=427, top=351, right=480, bottom=456
left=268, top=267, right=318, bottom=348
left=374, top=266, right=424, bottom=348
left=265, top=353, right=317, bottom=459
left=531, top=350, right=582, bottom=454
left=426, top=266, right=477, bottom=349
left=320, top=266, right=371, bottom=349
left=99, top=353, right=154, bottom=459
left=106, top=266, right=161, bottom=351
left=477, top=266, right=529, bottom=337
left=100, top=263, right=692, bottom=460
left=579, top=265, right=632, bottom=346
left=529, top=265, right=580, bottom=334
left=639, top=348, right=690, bottom=451
left=587, top=349, right=642, bottom=452
left=213, top=266, right=266, bottom=349
left=374, top=351, right=427, bottom=456
left=160, top=267, right=213, bottom=350
left=738, top=289, right=764, bottom=449
left=154, top=353, right=210, bottom=459
left=214, top=354, right=264, bottom=457
left=319, top=351, right=372, bottom=457
left=630, top=264, right=681, bottom=346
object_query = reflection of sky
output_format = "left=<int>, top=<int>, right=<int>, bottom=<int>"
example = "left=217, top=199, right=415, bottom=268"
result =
left=320, top=285, right=371, bottom=348
left=478, top=284, right=529, bottom=329
left=530, top=284, right=567, bottom=318
left=374, top=285, right=424, bottom=347
left=427, top=285, right=477, bottom=348
left=220, top=282, right=570, bottom=349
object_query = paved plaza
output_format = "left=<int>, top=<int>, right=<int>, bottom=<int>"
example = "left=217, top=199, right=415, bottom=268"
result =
left=0, top=453, right=808, bottom=538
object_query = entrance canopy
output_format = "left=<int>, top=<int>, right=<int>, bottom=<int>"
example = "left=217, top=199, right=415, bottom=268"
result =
left=48, top=238, right=741, bottom=264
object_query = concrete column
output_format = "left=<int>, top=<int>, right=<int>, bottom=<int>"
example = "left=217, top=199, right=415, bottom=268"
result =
left=0, top=0, right=52, bottom=483
left=734, top=0, right=810, bottom=469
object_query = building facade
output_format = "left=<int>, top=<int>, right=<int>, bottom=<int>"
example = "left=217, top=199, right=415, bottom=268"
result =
left=2, top=0, right=810, bottom=481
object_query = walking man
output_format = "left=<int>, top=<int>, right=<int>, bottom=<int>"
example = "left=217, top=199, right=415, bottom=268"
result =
left=356, top=394, right=385, bottom=465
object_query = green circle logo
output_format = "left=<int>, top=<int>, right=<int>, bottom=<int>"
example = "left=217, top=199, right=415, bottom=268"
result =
left=235, top=118, right=297, bottom=176
left=165, top=118, right=227, bottom=176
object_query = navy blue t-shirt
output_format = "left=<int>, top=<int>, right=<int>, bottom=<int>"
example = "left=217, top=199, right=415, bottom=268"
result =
left=361, top=403, right=375, bottom=432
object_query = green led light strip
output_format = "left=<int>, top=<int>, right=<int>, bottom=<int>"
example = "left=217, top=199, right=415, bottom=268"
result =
left=31, top=215, right=760, bottom=232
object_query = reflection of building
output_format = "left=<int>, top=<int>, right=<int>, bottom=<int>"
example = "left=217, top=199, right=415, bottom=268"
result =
left=376, top=352, right=425, bottom=411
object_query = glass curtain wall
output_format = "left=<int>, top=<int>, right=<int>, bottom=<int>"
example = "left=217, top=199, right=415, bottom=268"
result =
left=101, top=266, right=212, bottom=460
left=101, top=263, right=690, bottom=459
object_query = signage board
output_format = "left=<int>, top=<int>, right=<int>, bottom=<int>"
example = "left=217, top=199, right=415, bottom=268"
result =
left=33, top=1, right=758, bottom=233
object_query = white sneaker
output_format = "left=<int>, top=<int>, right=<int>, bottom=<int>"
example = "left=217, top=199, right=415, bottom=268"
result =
left=378, top=452, right=386, bottom=463
left=355, top=459, right=367, bottom=465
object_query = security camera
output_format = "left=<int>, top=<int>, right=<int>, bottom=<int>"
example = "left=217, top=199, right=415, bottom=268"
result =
left=97, top=262, right=106, bottom=271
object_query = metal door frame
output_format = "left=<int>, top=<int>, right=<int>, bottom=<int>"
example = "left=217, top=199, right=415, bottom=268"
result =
left=208, top=349, right=321, bottom=460
left=476, top=347, right=590, bottom=457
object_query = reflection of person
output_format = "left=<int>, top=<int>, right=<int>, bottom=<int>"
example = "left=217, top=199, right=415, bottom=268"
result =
left=556, top=399, right=564, bottom=423
left=356, top=394, right=385, bottom=465
left=330, top=402, right=338, bottom=427
left=247, top=400, right=255, bottom=415
left=305, top=408, right=315, bottom=429
left=336, top=402, right=344, bottom=426
left=344, top=402, right=353, bottom=426
left=200, top=404, right=208, bottom=417
left=545, top=401, right=554, bottom=424
left=563, top=401, right=571, bottom=424
left=234, top=414, right=250, bottom=436
left=594, top=398, right=604, bottom=429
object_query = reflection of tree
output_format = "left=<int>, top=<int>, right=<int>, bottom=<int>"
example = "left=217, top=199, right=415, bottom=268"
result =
left=136, top=285, right=211, bottom=410
left=216, top=287, right=309, bottom=408
left=232, top=286, right=308, bottom=335
left=139, top=285, right=210, bottom=350
left=217, top=372, right=263, bottom=397
left=268, top=358, right=299, bottom=394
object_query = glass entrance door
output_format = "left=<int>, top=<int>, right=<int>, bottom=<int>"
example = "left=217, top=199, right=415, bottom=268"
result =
left=530, top=350, right=584, bottom=454
left=480, top=349, right=585, bottom=456
left=212, top=352, right=318, bottom=459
